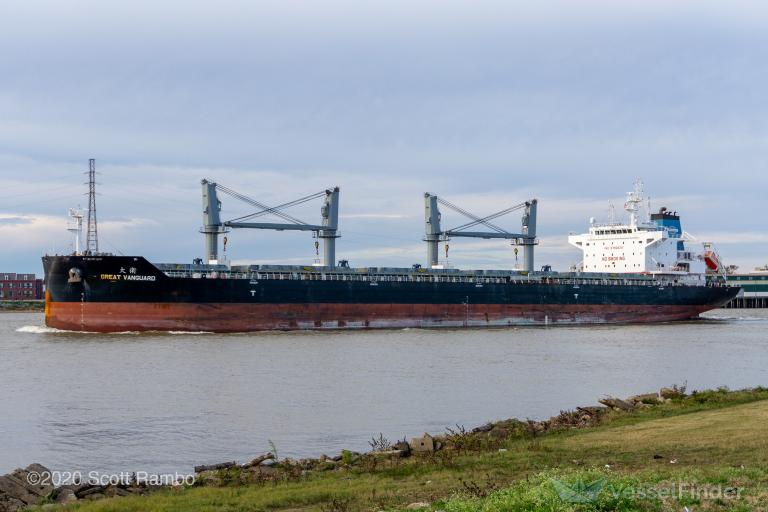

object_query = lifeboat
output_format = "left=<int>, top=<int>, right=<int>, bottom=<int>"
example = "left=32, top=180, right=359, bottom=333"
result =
left=703, top=243, right=724, bottom=273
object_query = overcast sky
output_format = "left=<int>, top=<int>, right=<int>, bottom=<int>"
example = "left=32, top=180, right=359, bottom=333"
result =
left=2, top=0, right=768, bottom=274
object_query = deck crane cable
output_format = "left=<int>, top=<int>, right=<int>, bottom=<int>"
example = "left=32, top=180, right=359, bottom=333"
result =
left=436, top=197, right=508, bottom=233
left=214, top=184, right=303, bottom=224
left=437, top=198, right=528, bottom=234
left=214, top=183, right=307, bottom=225
left=226, top=190, right=327, bottom=224
left=449, top=202, right=528, bottom=233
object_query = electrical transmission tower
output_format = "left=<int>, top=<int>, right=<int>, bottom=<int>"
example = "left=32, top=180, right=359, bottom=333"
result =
left=85, top=158, right=99, bottom=254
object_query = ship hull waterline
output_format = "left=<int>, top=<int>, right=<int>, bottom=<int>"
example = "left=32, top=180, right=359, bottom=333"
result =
left=45, top=300, right=721, bottom=333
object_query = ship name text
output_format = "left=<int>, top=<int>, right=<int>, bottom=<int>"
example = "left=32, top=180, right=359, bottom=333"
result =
left=100, top=274, right=156, bottom=281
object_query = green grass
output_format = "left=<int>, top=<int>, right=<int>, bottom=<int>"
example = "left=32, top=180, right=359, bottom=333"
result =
left=438, top=466, right=764, bottom=512
left=49, top=387, right=768, bottom=511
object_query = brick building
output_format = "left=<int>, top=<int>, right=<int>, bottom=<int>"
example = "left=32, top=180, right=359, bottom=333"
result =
left=0, top=273, right=44, bottom=300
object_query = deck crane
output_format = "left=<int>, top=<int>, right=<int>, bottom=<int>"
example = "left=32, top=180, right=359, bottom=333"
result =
left=423, top=193, right=538, bottom=271
left=201, top=179, right=340, bottom=267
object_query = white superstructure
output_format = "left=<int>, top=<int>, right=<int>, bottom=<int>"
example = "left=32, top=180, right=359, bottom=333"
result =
left=568, top=181, right=707, bottom=278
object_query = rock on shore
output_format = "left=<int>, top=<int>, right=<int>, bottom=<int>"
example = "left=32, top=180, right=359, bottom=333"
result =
left=0, top=464, right=54, bottom=512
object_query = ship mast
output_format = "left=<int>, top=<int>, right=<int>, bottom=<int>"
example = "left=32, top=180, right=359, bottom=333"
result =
left=624, top=179, right=645, bottom=227
left=67, top=207, right=84, bottom=255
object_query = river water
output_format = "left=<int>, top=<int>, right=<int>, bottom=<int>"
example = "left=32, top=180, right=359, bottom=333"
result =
left=1, top=310, right=767, bottom=475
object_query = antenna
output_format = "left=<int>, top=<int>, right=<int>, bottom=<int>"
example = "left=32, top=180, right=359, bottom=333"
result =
left=85, top=158, right=99, bottom=254
left=624, top=178, right=644, bottom=227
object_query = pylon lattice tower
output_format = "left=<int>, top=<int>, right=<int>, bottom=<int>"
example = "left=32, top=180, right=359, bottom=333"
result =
left=86, top=158, right=99, bottom=254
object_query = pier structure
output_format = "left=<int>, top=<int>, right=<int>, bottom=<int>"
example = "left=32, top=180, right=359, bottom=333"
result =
left=724, top=272, right=768, bottom=308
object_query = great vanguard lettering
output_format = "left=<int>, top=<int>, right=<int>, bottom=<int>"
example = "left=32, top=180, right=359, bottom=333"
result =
left=100, top=274, right=156, bottom=281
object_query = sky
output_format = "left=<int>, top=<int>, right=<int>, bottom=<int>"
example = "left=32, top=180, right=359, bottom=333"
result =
left=1, top=0, right=768, bottom=274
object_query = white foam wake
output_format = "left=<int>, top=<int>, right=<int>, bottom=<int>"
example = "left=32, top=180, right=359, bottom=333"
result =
left=16, top=325, right=214, bottom=335
left=16, top=325, right=65, bottom=334
left=16, top=325, right=138, bottom=335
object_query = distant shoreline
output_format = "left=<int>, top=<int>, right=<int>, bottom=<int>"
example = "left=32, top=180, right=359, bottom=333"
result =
left=0, top=301, right=44, bottom=312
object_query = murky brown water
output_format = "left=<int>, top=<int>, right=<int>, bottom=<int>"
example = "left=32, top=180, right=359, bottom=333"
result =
left=1, top=309, right=767, bottom=474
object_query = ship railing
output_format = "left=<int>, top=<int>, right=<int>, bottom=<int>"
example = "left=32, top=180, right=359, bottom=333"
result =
left=162, top=269, right=711, bottom=288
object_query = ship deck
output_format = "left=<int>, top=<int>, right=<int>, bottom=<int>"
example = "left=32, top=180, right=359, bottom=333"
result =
left=154, top=262, right=720, bottom=288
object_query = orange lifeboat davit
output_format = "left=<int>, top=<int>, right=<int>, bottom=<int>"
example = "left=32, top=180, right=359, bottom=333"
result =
left=703, top=242, right=724, bottom=273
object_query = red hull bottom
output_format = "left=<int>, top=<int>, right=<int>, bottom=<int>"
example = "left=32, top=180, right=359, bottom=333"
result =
left=45, top=302, right=716, bottom=333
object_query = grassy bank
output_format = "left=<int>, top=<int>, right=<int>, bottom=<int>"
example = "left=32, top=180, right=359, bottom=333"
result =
left=52, top=387, right=768, bottom=511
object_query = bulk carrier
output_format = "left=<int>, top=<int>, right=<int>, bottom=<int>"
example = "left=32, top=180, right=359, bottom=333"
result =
left=43, top=170, right=738, bottom=332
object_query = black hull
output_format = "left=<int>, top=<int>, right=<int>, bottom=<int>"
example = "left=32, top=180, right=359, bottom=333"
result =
left=42, top=255, right=740, bottom=332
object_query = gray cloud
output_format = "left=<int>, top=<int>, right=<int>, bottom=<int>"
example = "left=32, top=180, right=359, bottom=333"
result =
left=1, top=1, right=767, bottom=273
left=0, top=216, right=32, bottom=226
